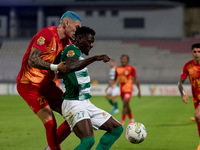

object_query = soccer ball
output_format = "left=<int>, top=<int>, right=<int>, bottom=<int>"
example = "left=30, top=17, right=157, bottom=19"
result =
left=125, top=122, right=147, bottom=144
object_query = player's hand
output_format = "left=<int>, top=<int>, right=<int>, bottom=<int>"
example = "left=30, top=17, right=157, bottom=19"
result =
left=57, top=61, right=69, bottom=73
left=95, top=55, right=110, bottom=63
left=182, top=94, right=189, bottom=103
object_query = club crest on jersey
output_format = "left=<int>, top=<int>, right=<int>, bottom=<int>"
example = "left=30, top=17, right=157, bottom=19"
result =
left=37, top=36, right=45, bottom=45
left=67, top=50, right=75, bottom=57
left=125, top=70, right=129, bottom=75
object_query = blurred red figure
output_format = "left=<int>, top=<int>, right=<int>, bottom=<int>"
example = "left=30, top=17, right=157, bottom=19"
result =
left=111, top=54, right=141, bottom=126
left=178, top=43, right=200, bottom=150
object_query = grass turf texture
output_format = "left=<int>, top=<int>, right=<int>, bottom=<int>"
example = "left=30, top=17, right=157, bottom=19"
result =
left=0, top=95, right=198, bottom=150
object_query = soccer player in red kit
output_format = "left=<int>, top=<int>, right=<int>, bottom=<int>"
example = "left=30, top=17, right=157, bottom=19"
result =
left=16, top=11, right=82, bottom=150
left=178, top=43, right=200, bottom=150
left=114, top=55, right=141, bottom=126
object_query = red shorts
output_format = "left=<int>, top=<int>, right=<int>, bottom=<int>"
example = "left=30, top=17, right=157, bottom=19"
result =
left=120, top=92, right=132, bottom=101
left=17, top=81, right=63, bottom=114
left=193, top=97, right=200, bottom=109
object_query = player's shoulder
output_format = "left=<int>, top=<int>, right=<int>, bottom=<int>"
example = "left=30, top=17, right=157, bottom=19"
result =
left=129, top=64, right=135, bottom=68
left=40, top=26, right=57, bottom=32
left=36, top=26, right=56, bottom=40
left=63, top=44, right=81, bottom=57
left=126, top=64, right=135, bottom=70
left=65, top=44, right=79, bottom=51
left=184, top=60, right=194, bottom=66
left=116, top=65, right=122, bottom=69
left=39, top=26, right=55, bottom=34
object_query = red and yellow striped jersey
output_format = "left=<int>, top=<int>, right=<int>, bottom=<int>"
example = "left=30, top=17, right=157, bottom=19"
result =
left=115, top=64, right=136, bottom=93
left=181, top=59, right=200, bottom=98
left=16, top=26, right=71, bottom=86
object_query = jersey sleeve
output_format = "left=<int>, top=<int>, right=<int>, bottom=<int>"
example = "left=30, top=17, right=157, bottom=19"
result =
left=61, top=45, right=80, bottom=61
left=32, top=28, right=53, bottom=53
left=180, top=63, right=188, bottom=79
left=131, top=66, right=136, bottom=77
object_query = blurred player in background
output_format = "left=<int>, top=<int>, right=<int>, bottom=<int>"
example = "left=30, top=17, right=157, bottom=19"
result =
left=60, top=26, right=123, bottom=150
left=16, top=11, right=82, bottom=150
left=112, top=54, right=141, bottom=126
left=105, top=59, right=120, bottom=114
left=178, top=43, right=200, bottom=150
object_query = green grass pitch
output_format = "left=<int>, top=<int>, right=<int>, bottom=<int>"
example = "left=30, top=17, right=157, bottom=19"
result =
left=0, top=95, right=198, bottom=150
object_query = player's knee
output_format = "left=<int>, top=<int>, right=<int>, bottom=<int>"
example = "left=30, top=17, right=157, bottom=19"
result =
left=195, top=113, right=200, bottom=122
left=81, top=137, right=95, bottom=149
left=123, top=101, right=129, bottom=107
left=98, top=125, right=123, bottom=147
left=113, top=125, right=123, bottom=137
left=106, top=95, right=110, bottom=100
left=74, top=137, right=95, bottom=150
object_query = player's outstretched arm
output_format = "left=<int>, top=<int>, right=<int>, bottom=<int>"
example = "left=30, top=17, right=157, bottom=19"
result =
left=178, top=78, right=189, bottom=103
left=28, top=47, right=70, bottom=73
left=65, top=54, right=110, bottom=73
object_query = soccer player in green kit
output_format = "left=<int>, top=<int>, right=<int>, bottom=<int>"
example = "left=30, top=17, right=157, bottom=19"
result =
left=59, top=26, right=123, bottom=150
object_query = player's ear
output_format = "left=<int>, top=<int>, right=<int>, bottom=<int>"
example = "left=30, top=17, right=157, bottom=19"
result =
left=77, top=35, right=82, bottom=43
left=63, top=19, right=69, bottom=28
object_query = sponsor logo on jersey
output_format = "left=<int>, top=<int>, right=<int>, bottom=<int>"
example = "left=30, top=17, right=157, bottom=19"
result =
left=67, top=50, right=75, bottom=57
left=37, top=36, right=45, bottom=45
left=102, top=112, right=106, bottom=117
left=124, top=93, right=131, bottom=99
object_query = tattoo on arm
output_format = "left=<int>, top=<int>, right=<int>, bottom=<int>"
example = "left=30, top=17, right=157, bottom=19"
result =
left=178, top=78, right=185, bottom=96
left=28, top=47, right=50, bottom=70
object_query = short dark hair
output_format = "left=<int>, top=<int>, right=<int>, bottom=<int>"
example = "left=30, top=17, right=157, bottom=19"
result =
left=192, top=43, right=200, bottom=50
left=121, top=54, right=129, bottom=62
left=75, top=26, right=96, bottom=36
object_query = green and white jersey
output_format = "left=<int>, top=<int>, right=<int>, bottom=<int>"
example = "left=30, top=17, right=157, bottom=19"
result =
left=61, top=44, right=92, bottom=100
left=109, top=67, right=116, bottom=82
left=109, top=67, right=119, bottom=87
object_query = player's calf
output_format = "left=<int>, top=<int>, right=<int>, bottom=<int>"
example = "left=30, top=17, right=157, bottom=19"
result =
left=74, top=137, right=95, bottom=150
left=95, top=125, right=123, bottom=150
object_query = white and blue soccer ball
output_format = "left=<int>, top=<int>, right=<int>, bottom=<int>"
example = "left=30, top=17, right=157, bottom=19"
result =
left=125, top=122, right=147, bottom=144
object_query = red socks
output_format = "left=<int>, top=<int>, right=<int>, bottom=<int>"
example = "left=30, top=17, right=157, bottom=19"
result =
left=128, top=113, right=133, bottom=120
left=121, top=114, right=126, bottom=122
left=44, top=120, right=60, bottom=150
left=121, top=113, right=134, bottom=123
left=57, top=121, right=71, bottom=144
left=44, top=120, right=71, bottom=150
